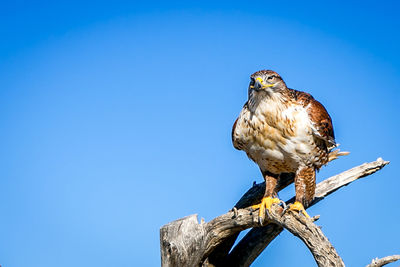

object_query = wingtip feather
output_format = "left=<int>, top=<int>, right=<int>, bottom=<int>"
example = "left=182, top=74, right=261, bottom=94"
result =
left=328, top=149, right=350, bottom=162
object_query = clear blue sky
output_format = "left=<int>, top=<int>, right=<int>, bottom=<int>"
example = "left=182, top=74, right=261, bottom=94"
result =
left=1, top=1, right=399, bottom=266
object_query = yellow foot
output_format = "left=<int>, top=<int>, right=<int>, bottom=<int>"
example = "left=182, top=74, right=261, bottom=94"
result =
left=288, top=201, right=310, bottom=218
left=251, top=196, right=280, bottom=221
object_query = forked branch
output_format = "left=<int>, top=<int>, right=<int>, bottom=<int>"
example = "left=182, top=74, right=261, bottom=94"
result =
left=224, top=158, right=389, bottom=266
left=160, top=158, right=389, bottom=267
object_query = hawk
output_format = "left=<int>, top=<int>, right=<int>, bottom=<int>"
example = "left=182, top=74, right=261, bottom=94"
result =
left=232, top=70, right=348, bottom=219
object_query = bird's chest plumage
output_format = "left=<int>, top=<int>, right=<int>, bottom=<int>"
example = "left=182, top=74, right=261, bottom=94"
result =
left=233, top=97, right=318, bottom=174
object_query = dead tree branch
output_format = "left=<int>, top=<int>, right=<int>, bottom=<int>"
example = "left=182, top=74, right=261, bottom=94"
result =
left=224, top=158, right=389, bottom=266
left=366, top=255, right=400, bottom=267
left=160, top=158, right=389, bottom=267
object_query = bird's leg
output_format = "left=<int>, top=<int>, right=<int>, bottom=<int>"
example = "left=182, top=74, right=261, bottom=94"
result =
left=288, top=167, right=316, bottom=218
left=251, top=171, right=280, bottom=223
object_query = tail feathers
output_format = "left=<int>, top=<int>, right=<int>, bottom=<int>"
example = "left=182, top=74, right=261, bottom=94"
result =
left=328, top=149, right=350, bottom=162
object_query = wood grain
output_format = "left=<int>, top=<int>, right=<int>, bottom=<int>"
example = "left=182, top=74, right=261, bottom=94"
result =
left=160, top=158, right=389, bottom=267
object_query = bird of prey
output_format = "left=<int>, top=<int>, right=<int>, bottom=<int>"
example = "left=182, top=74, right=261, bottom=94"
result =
left=232, top=70, right=348, bottom=219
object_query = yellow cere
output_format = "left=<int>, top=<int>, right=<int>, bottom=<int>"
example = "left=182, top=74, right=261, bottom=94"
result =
left=256, top=77, right=264, bottom=83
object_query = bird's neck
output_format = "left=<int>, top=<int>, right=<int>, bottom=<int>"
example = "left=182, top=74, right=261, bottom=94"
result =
left=248, top=89, right=289, bottom=113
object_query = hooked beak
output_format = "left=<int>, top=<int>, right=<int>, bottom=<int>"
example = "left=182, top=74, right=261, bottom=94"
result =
left=250, top=77, right=275, bottom=91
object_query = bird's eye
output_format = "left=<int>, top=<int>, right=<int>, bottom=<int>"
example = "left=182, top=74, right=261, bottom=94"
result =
left=267, top=76, right=274, bottom=80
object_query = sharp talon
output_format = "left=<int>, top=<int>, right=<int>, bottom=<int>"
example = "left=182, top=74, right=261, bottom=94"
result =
left=288, top=201, right=311, bottom=218
left=279, top=199, right=287, bottom=210
left=232, top=207, right=238, bottom=218
left=282, top=203, right=290, bottom=215
left=258, top=216, right=263, bottom=225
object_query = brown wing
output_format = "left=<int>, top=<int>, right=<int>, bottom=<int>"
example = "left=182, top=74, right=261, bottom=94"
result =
left=231, top=117, right=240, bottom=150
left=288, top=88, right=336, bottom=149
left=232, top=102, right=249, bottom=151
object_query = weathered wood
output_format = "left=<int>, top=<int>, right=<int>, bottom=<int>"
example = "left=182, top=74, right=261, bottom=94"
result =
left=225, top=158, right=389, bottom=266
left=160, top=215, right=207, bottom=266
left=204, top=203, right=344, bottom=266
left=265, top=208, right=344, bottom=266
left=160, top=158, right=389, bottom=267
left=224, top=223, right=282, bottom=266
left=365, top=255, right=400, bottom=267
left=207, top=172, right=295, bottom=266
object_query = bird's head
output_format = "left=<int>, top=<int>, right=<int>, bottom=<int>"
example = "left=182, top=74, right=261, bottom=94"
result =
left=248, top=70, right=287, bottom=97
